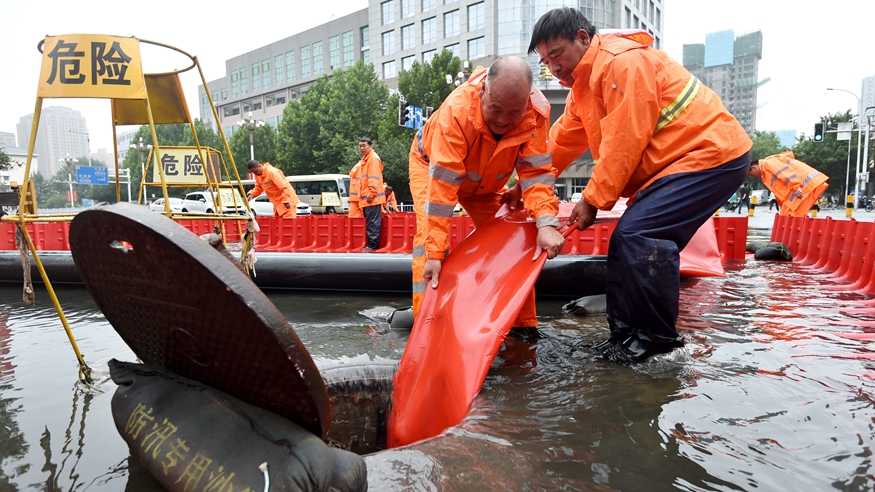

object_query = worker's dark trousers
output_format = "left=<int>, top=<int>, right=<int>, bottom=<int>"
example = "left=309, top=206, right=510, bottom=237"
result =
left=363, top=205, right=382, bottom=249
left=606, top=151, right=751, bottom=345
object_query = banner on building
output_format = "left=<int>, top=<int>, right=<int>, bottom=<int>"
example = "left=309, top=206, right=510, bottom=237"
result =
left=148, top=147, right=222, bottom=185
left=38, top=35, right=146, bottom=100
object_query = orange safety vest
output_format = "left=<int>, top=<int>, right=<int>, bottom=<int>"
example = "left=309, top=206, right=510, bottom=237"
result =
left=410, top=68, right=560, bottom=260
left=759, top=150, right=829, bottom=217
left=250, top=163, right=298, bottom=216
left=550, top=32, right=752, bottom=210
left=355, top=149, right=385, bottom=207
left=348, top=162, right=362, bottom=204
left=383, top=185, right=399, bottom=212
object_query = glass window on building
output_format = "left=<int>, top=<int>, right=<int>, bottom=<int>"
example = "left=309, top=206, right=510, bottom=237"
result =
left=361, top=26, right=370, bottom=49
left=468, top=2, right=485, bottom=31
left=422, top=17, right=437, bottom=44
left=274, top=55, right=284, bottom=84
left=329, top=35, right=341, bottom=70
left=363, top=48, right=371, bottom=64
left=342, top=31, right=354, bottom=67
left=444, top=10, right=460, bottom=37
left=285, top=51, right=295, bottom=81
left=262, top=59, right=271, bottom=88
left=383, top=60, right=397, bottom=79
left=401, top=0, right=415, bottom=18
left=468, top=36, right=485, bottom=59
left=221, top=89, right=228, bottom=101
left=402, top=55, right=416, bottom=72
left=313, top=41, right=324, bottom=75
left=401, top=24, right=415, bottom=51
left=422, top=49, right=437, bottom=64
left=301, top=45, right=312, bottom=78
left=649, top=0, right=655, bottom=22
left=625, top=7, right=631, bottom=28
left=382, top=30, right=397, bottom=56
left=382, top=0, right=396, bottom=25
left=444, top=43, right=460, bottom=58
left=251, top=63, right=260, bottom=92
left=656, top=7, right=661, bottom=28
left=421, top=0, right=435, bottom=11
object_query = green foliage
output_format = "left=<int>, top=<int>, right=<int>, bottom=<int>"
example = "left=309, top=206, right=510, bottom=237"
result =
left=0, top=146, right=9, bottom=171
left=397, top=50, right=462, bottom=110
left=230, top=124, right=277, bottom=178
left=750, top=131, right=784, bottom=162
left=792, top=111, right=857, bottom=200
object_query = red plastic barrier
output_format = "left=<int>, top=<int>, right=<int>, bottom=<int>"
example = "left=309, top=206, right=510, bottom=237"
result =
left=312, top=215, right=349, bottom=252
left=770, top=214, right=785, bottom=242
left=797, top=218, right=827, bottom=265
left=809, top=218, right=838, bottom=270
left=0, top=222, right=16, bottom=250
left=713, top=216, right=747, bottom=263
left=829, top=222, right=872, bottom=286
left=679, top=219, right=724, bottom=277
left=376, top=213, right=416, bottom=253
left=849, top=224, right=875, bottom=292
left=825, top=220, right=861, bottom=278
left=819, top=220, right=856, bottom=273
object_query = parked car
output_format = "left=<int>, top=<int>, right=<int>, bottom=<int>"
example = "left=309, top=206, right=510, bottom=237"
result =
left=248, top=193, right=312, bottom=216
left=181, top=191, right=247, bottom=215
left=148, top=197, right=184, bottom=213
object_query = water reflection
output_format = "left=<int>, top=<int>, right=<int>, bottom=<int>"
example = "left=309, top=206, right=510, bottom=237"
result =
left=0, top=253, right=872, bottom=490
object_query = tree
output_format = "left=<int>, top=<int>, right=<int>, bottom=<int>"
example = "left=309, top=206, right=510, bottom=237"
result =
left=0, top=146, right=10, bottom=171
left=793, top=111, right=858, bottom=201
left=750, top=130, right=784, bottom=162
left=230, top=124, right=277, bottom=177
left=397, top=50, right=462, bottom=110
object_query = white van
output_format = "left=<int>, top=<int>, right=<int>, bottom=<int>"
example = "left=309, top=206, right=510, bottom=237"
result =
left=233, top=173, right=350, bottom=214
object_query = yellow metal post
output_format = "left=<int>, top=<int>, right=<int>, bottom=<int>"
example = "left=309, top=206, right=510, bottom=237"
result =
left=143, top=97, right=170, bottom=214
left=846, top=194, right=854, bottom=218
left=18, top=97, right=43, bottom=214
left=112, top=123, right=121, bottom=203
left=17, top=224, right=93, bottom=383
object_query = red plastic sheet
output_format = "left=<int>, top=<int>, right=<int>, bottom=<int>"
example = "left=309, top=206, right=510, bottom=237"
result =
left=388, top=214, right=547, bottom=447
left=679, top=218, right=725, bottom=278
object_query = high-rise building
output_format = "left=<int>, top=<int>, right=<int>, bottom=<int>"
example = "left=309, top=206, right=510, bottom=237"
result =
left=201, top=1, right=665, bottom=198
left=116, top=130, right=138, bottom=163
left=0, top=132, right=15, bottom=149
left=16, top=106, right=90, bottom=178
left=683, top=30, right=763, bottom=133
left=860, top=75, right=875, bottom=118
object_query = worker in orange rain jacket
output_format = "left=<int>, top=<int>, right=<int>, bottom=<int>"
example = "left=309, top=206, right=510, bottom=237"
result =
left=410, top=56, right=565, bottom=325
left=347, top=160, right=363, bottom=218
left=356, top=137, right=385, bottom=251
left=246, top=159, right=299, bottom=218
left=383, top=184, right=399, bottom=212
left=530, top=8, right=752, bottom=362
left=750, top=150, right=828, bottom=217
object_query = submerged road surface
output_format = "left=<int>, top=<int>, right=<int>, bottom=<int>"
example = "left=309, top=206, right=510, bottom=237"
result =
left=0, top=254, right=872, bottom=490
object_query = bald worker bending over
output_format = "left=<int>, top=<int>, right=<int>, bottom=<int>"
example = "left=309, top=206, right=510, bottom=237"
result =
left=408, top=56, right=563, bottom=327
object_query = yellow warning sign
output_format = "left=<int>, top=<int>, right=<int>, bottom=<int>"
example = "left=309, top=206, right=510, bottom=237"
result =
left=38, top=34, right=146, bottom=99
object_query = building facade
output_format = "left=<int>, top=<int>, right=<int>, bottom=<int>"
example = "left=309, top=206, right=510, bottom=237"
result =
left=0, top=132, right=15, bottom=150
left=683, top=30, right=763, bottom=134
left=0, top=147, right=39, bottom=188
left=201, top=0, right=664, bottom=198
left=16, top=106, right=90, bottom=178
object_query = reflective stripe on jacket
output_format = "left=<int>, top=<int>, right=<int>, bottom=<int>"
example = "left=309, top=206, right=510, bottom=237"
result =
left=250, top=163, right=298, bottom=211
left=759, top=150, right=829, bottom=216
left=356, top=149, right=385, bottom=206
left=410, top=68, right=560, bottom=260
left=348, top=162, right=361, bottom=203
left=550, top=32, right=752, bottom=210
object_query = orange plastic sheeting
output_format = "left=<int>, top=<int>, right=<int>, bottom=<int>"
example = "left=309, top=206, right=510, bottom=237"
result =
left=388, top=213, right=546, bottom=447
left=679, top=218, right=724, bottom=278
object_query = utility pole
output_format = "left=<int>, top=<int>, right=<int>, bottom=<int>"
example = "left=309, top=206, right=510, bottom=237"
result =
left=826, top=88, right=863, bottom=214
left=237, top=112, right=264, bottom=162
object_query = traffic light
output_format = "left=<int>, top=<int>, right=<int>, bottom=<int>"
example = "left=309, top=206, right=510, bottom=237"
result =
left=814, top=122, right=824, bottom=142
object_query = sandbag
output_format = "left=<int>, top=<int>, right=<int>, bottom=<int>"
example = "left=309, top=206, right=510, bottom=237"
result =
left=388, top=307, right=414, bottom=330
left=562, top=294, right=607, bottom=315
left=754, top=242, right=793, bottom=261
left=109, top=360, right=366, bottom=492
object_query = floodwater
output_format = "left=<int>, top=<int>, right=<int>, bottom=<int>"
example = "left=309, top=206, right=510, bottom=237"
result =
left=0, top=236, right=874, bottom=490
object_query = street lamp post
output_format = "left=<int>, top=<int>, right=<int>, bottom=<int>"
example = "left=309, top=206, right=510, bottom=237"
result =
left=237, top=112, right=265, bottom=162
left=61, top=155, right=75, bottom=208
left=826, top=87, right=862, bottom=213
left=861, top=106, right=875, bottom=206
left=129, top=137, right=152, bottom=203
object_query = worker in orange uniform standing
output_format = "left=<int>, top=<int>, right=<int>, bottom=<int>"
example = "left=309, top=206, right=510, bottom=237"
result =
left=530, top=8, right=752, bottom=362
left=410, top=56, right=565, bottom=325
left=750, top=150, right=828, bottom=217
left=245, top=159, right=298, bottom=218
left=356, top=137, right=385, bottom=251
left=347, top=160, right=363, bottom=219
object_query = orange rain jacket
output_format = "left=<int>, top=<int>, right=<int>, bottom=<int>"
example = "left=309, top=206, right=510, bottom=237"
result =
left=249, top=162, right=298, bottom=218
left=355, top=148, right=386, bottom=207
left=347, top=161, right=363, bottom=218
left=550, top=31, right=752, bottom=210
left=758, top=150, right=828, bottom=216
left=412, top=68, right=560, bottom=261
left=384, top=185, right=399, bottom=212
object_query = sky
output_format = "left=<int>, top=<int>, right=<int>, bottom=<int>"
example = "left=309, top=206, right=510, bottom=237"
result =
left=1, top=0, right=873, bottom=155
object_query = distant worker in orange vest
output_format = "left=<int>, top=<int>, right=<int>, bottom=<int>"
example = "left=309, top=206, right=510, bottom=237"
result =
left=750, top=150, right=828, bottom=217
left=356, top=137, right=385, bottom=251
left=531, top=8, right=751, bottom=362
left=409, top=56, right=564, bottom=325
left=246, top=160, right=298, bottom=218
left=384, top=184, right=399, bottom=212
left=347, top=160, right=363, bottom=218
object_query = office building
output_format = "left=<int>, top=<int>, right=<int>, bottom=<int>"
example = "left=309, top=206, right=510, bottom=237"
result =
left=683, top=30, right=763, bottom=133
left=201, top=0, right=665, bottom=198
left=0, top=132, right=15, bottom=150
left=0, top=147, right=39, bottom=188
left=16, top=106, right=90, bottom=178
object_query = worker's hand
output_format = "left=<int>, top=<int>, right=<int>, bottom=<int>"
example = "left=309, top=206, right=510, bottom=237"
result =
left=423, top=259, right=442, bottom=288
left=534, top=226, right=565, bottom=260
left=570, top=198, right=597, bottom=230
left=499, top=184, right=523, bottom=210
